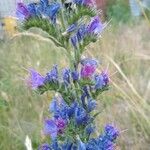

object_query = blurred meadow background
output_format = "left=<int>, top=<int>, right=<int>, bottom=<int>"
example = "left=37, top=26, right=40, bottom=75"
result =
left=0, top=0, right=150, bottom=149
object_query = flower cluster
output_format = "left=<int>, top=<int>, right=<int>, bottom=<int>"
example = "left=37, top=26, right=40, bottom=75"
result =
left=19, top=0, right=119, bottom=149
left=27, top=58, right=109, bottom=99
left=16, top=0, right=60, bottom=23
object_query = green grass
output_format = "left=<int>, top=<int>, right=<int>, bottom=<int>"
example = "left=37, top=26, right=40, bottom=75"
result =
left=0, top=21, right=150, bottom=149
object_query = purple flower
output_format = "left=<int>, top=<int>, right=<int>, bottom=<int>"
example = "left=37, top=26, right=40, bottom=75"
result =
left=84, top=0, right=95, bottom=6
left=44, top=118, right=66, bottom=139
left=81, top=58, right=98, bottom=78
left=38, top=143, right=52, bottom=150
left=81, top=65, right=96, bottom=78
left=27, top=69, right=45, bottom=89
left=94, top=71, right=109, bottom=90
left=55, top=118, right=66, bottom=134
left=16, top=3, right=30, bottom=21
left=44, top=65, right=59, bottom=84
left=88, top=16, right=104, bottom=36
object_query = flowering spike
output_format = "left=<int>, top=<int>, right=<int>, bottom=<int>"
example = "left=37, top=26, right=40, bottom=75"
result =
left=21, top=0, right=119, bottom=148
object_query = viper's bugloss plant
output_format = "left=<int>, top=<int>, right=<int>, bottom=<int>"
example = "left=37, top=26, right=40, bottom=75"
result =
left=16, top=0, right=119, bottom=149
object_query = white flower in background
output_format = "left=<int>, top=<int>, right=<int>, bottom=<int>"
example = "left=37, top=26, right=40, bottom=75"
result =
left=25, top=135, right=33, bottom=150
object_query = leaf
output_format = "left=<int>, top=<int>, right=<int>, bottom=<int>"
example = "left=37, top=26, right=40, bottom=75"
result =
left=27, top=27, right=64, bottom=48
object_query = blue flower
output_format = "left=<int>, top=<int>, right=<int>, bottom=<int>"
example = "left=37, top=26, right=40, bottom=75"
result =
left=39, top=0, right=49, bottom=12
left=86, top=138, right=99, bottom=150
left=104, top=124, right=119, bottom=141
left=94, top=71, right=109, bottom=90
left=51, top=139, right=61, bottom=150
left=27, top=69, right=45, bottom=89
left=73, top=0, right=83, bottom=5
left=75, top=106, right=89, bottom=125
left=67, top=101, right=77, bottom=118
left=49, top=97, right=69, bottom=119
left=87, top=98, right=97, bottom=112
left=81, top=58, right=98, bottom=66
left=86, top=138, right=114, bottom=150
left=38, top=143, right=52, bottom=150
left=67, top=23, right=78, bottom=33
left=70, top=35, right=78, bottom=48
left=44, top=118, right=66, bottom=139
left=27, top=3, right=39, bottom=16
left=98, top=136, right=115, bottom=150
left=44, top=119, right=58, bottom=139
left=77, top=24, right=87, bottom=42
left=62, top=68, right=71, bottom=86
left=88, top=16, right=104, bottom=36
left=73, top=0, right=94, bottom=6
left=61, top=141, right=73, bottom=150
left=85, top=124, right=95, bottom=135
left=77, top=136, right=86, bottom=150
left=49, top=97, right=59, bottom=113
left=86, top=125, right=119, bottom=150
left=44, top=65, right=59, bottom=84
left=45, top=3, right=60, bottom=22
left=71, top=71, right=79, bottom=81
